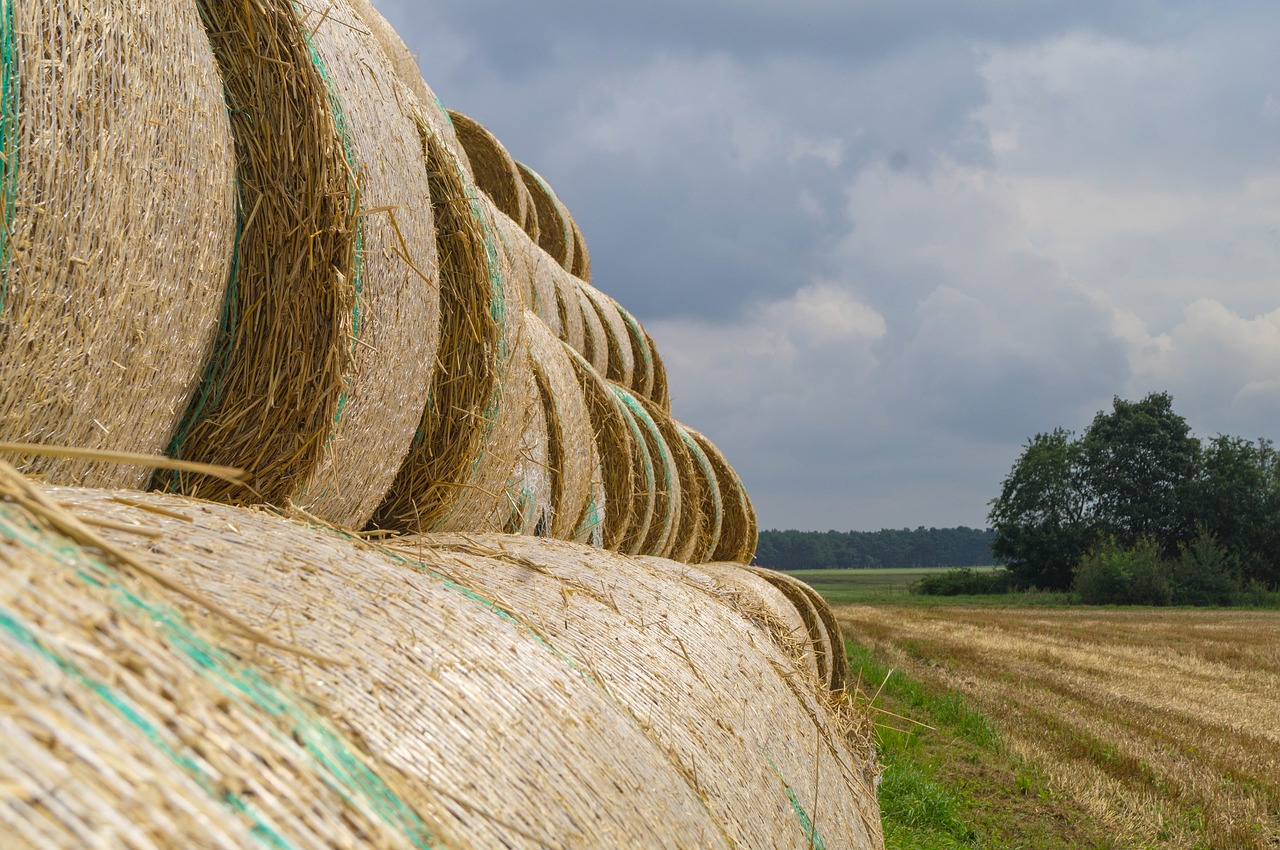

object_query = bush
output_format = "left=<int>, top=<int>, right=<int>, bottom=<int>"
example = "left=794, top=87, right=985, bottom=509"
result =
left=1169, top=531, right=1239, bottom=606
left=911, top=568, right=1015, bottom=596
left=1073, top=538, right=1171, bottom=605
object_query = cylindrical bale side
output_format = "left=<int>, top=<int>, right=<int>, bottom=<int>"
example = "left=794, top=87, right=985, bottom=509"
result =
left=526, top=315, right=597, bottom=540
left=485, top=195, right=564, bottom=338
left=614, top=385, right=679, bottom=558
left=0, top=1, right=236, bottom=488
left=345, top=0, right=474, bottom=184
left=647, top=326, right=672, bottom=410
left=409, top=534, right=884, bottom=850
left=676, top=421, right=724, bottom=563
left=551, top=262, right=586, bottom=351
left=446, top=110, right=530, bottom=232
left=618, top=303, right=656, bottom=400
left=640, top=398, right=702, bottom=562
left=573, top=461, right=607, bottom=547
left=16, top=476, right=731, bottom=849
left=686, top=426, right=755, bottom=564
left=682, top=560, right=822, bottom=683
left=569, top=215, right=591, bottom=281
left=519, top=176, right=541, bottom=242
left=575, top=280, right=611, bottom=376
left=166, top=0, right=441, bottom=529
left=500, top=366, right=553, bottom=536
left=287, top=0, right=440, bottom=526
left=371, top=133, right=529, bottom=534
left=517, top=161, right=574, bottom=270
left=613, top=390, right=657, bottom=556
left=0, top=469, right=447, bottom=849
left=751, top=566, right=849, bottom=693
left=567, top=349, right=638, bottom=551
left=580, top=282, right=636, bottom=389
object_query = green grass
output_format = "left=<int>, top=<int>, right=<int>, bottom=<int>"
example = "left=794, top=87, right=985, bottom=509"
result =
left=847, top=640, right=1114, bottom=849
left=779, top=567, right=1071, bottom=607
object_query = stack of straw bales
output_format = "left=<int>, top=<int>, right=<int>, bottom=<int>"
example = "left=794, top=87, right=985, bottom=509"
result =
left=0, top=469, right=883, bottom=848
left=0, top=1, right=882, bottom=844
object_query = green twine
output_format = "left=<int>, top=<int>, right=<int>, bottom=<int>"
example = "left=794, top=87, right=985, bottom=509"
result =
left=0, top=507, right=437, bottom=850
left=0, top=0, right=17, bottom=316
left=761, top=750, right=829, bottom=850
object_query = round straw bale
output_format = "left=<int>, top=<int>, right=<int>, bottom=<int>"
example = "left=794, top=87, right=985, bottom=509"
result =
left=685, top=426, right=755, bottom=564
left=526, top=314, right=596, bottom=540
left=750, top=566, right=849, bottom=693
left=0, top=1, right=236, bottom=488
left=371, top=133, right=529, bottom=534
left=406, top=534, right=883, bottom=850
left=614, top=385, right=679, bottom=558
left=567, top=349, right=638, bottom=550
left=638, top=398, right=702, bottom=562
left=166, top=0, right=441, bottom=530
left=501, top=374, right=553, bottom=536
left=446, top=110, right=531, bottom=229
left=619, top=303, right=656, bottom=400
left=647, top=326, right=672, bottom=410
left=517, top=161, right=575, bottom=269
left=573, top=461, right=607, bottom=547
left=676, top=421, right=724, bottom=563
left=671, top=559, right=821, bottom=682
left=569, top=215, right=591, bottom=281
left=0, top=468, right=447, bottom=849
left=345, top=0, right=474, bottom=185
left=580, top=283, right=636, bottom=388
left=575, top=279, right=611, bottom=375
left=553, top=261, right=587, bottom=352
left=612, top=390, right=657, bottom=555
left=14, top=476, right=730, bottom=848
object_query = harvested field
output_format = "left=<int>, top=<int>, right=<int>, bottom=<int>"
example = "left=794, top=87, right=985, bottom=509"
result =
left=836, top=604, right=1280, bottom=849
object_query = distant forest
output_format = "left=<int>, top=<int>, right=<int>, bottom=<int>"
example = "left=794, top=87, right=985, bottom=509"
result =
left=753, top=527, right=996, bottom=570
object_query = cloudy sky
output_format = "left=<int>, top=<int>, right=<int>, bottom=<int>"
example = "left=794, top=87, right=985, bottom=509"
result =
left=373, top=0, right=1280, bottom=533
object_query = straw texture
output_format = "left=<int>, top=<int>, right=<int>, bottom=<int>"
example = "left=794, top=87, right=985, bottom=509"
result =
left=581, top=282, right=636, bottom=388
left=619, top=303, right=657, bottom=400
left=408, top=534, right=884, bottom=850
left=752, top=567, right=849, bottom=693
left=446, top=110, right=531, bottom=231
left=0, top=1, right=236, bottom=489
left=678, top=422, right=725, bottom=563
left=568, top=348, right=638, bottom=550
left=614, top=385, right=679, bottom=557
left=569, top=215, right=591, bottom=281
left=526, top=315, right=597, bottom=540
left=517, top=161, right=575, bottom=270
left=11, top=475, right=734, bottom=848
left=648, top=326, right=672, bottom=410
left=641, top=399, right=703, bottom=561
left=501, top=375, right=553, bottom=535
left=687, top=425, right=756, bottom=564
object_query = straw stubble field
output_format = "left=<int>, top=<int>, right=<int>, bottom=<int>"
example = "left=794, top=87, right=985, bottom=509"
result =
left=835, top=603, right=1280, bottom=848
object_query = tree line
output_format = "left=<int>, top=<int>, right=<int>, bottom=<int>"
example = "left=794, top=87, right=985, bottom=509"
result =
left=988, top=391, right=1280, bottom=604
left=753, top=526, right=995, bottom=570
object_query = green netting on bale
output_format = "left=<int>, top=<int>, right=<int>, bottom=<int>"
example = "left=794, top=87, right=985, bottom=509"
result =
left=0, top=504, right=437, bottom=850
left=0, top=0, right=14, bottom=316
left=762, top=750, right=830, bottom=850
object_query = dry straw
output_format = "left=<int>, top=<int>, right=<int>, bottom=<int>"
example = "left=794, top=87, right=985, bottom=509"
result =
left=647, top=325, right=672, bottom=410
left=567, top=348, right=638, bottom=550
left=446, top=110, right=532, bottom=234
left=581, top=282, right=637, bottom=388
left=676, top=421, right=724, bottom=563
left=686, top=425, right=757, bottom=564
left=0, top=1, right=236, bottom=489
left=619, top=303, right=657, bottom=400
left=751, top=566, right=850, bottom=693
left=12, top=476, right=735, bottom=848
left=614, top=384, right=679, bottom=557
left=640, top=399, right=702, bottom=561
left=569, top=215, right=591, bottom=281
left=501, top=376, right=553, bottom=536
left=575, top=280, right=612, bottom=376
left=166, top=0, right=441, bottom=529
left=406, top=534, right=884, bottom=850
left=517, top=161, right=576, bottom=270
left=526, top=314, right=597, bottom=540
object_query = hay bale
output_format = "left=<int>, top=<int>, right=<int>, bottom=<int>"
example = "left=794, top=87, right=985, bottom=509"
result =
left=750, top=567, right=850, bottom=693
left=575, top=279, right=611, bottom=376
left=407, top=534, right=884, bottom=850
left=552, top=262, right=586, bottom=350
left=345, top=0, right=474, bottom=185
left=648, top=325, right=672, bottom=410
left=686, top=426, right=756, bottom=564
left=676, top=421, right=724, bottom=563
left=166, top=0, right=440, bottom=529
left=639, top=399, right=702, bottom=562
left=573, top=461, right=607, bottom=547
left=526, top=315, right=597, bottom=540
left=0, top=1, right=236, bottom=488
left=371, top=131, right=533, bottom=534
left=580, top=282, right=636, bottom=388
left=569, top=215, right=591, bottom=281
left=614, top=385, right=679, bottom=557
left=619, top=303, right=656, bottom=400
left=613, top=389, right=657, bottom=555
left=501, top=367, right=553, bottom=536
left=567, top=349, right=638, bottom=550
left=446, top=110, right=531, bottom=232
left=517, top=161, right=575, bottom=270
left=6, top=474, right=733, bottom=848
